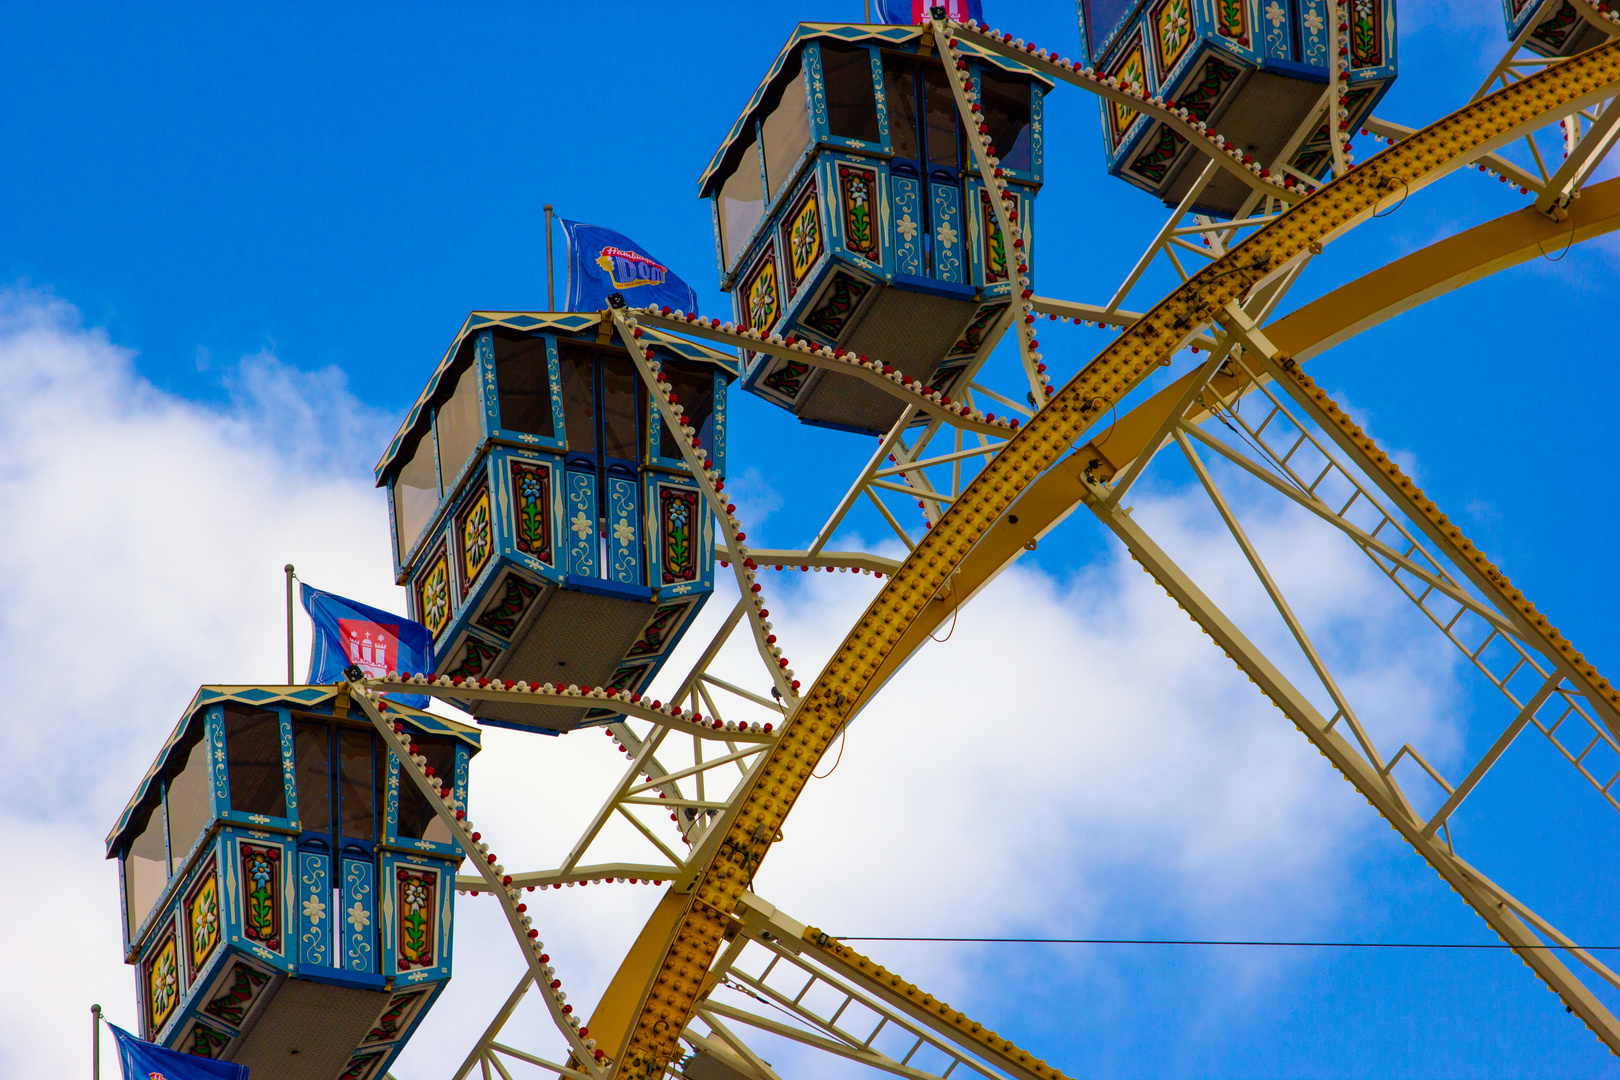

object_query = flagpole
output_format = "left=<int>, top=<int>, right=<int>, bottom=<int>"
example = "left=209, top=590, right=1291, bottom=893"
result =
left=284, top=564, right=296, bottom=684
left=864, top=0, right=872, bottom=21
left=91, top=1003, right=101, bottom=1080
left=544, top=204, right=556, bottom=310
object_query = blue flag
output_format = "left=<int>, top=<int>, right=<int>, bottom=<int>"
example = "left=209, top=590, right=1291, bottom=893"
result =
left=301, top=583, right=431, bottom=706
left=876, top=0, right=983, bottom=23
left=110, top=1025, right=247, bottom=1080
left=561, top=219, right=699, bottom=314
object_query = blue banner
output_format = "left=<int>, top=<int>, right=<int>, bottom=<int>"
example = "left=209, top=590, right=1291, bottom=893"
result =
left=110, top=1025, right=247, bottom=1080
left=561, top=219, right=699, bottom=314
left=301, top=583, right=431, bottom=706
left=876, top=0, right=983, bottom=24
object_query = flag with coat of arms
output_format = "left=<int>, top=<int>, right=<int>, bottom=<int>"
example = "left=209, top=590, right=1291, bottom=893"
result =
left=110, top=1024, right=247, bottom=1080
left=301, top=583, right=432, bottom=706
left=876, top=0, right=983, bottom=24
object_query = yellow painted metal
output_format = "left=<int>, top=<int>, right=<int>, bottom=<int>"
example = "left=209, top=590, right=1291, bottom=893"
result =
left=1078, top=475, right=1620, bottom=1051
left=1265, top=174, right=1620, bottom=360
left=608, top=41, right=1620, bottom=1079
left=576, top=890, right=693, bottom=1072
left=1078, top=173, right=1620, bottom=480
left=801, top=928, right=1078, bottom=1080
left=1265, top=353, right=1620, bottom=723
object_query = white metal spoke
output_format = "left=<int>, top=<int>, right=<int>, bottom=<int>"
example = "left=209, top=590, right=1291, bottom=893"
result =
left=1473, top=14, right=1552, bottom=100
left=1421, top=673, right=1563, bottom=838
left=865, top=485, right=918, bottom=549
left=615, top=803, right=688, bottom=867
left=717, top=548, right=900, bottom=574
left=1449, top=851, right=1620, bottom=993
left=489, top=1042, right=600, bottom=1080
left=700, top=673, right=788, bottom=714
left=1176, top=418, right=1519, bottom=636
left=1538, top=97, right=1620, bottom=216
left=870, top=479, right=953, bottom=504
left=965, top=382, right=1032, bottom=417
left=489, top=1050, right=521, bottom=1080
left=626, top=309, right=1012, bottom=436
left=559, top=724, right=679, bottom=875
left=452, top=973, right=535, bottom=1080
left=933, top=20, right=1050, bottom=407
left=1102, top=355, right=1222, bottom=509
left=1173, top=425, right=1400, bottom=788
left=623, top=746, right=768, bottom=795
left=809, top=405, right=924, bottom=554
left=1105, top=159, right=1222, bottom=315
left=350, top=690, right=606, bottom=1076
left=874, top=442, right=1005, bottom=477
left=670, top=601, right=748, bottom=704
left=469, top=864, right=678, bottom=893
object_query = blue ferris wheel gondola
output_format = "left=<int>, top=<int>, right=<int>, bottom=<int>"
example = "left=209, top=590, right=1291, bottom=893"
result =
left=1076, top=0, right=1399, bottom=216
left=106, top=686, right=479, bottom=1080
left=375, top=311, right=736, bottom=734
left=699, top=22, right=1050, bottom=437
left=1501, top=0, right=1616, bottom=57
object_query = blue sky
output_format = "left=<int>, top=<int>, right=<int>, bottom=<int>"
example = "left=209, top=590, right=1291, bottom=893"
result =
left=1, top=2, right=1617, bottom=1078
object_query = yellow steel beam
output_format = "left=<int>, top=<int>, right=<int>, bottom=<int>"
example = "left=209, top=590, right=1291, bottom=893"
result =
left=575, top=890, right=693, bottom=1071
left=1262, top=348, right=1620, bottom=732
left=801, top=928, right=1078, bottom=1080
left=1078, top=173, right=1620, bottom=480
left=599, top=40, right=1620, bottom=1079
left=1073, top=465, right=1620, bottom=1050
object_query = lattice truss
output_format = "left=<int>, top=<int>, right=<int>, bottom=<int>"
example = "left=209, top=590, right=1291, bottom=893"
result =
left=348, top=13, right=1620, bottom=1079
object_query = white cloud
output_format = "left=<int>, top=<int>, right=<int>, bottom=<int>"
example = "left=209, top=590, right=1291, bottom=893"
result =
left=0, top=289, right=398, bottom=1077
left=0, top=289, right=1470, bottom=1080
left=722, top=466, right=785, bottom=533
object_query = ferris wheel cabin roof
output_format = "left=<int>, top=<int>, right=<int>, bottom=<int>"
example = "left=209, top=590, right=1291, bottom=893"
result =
left=105, top=684, right=480, bottom=857
left=697, top=21, right=1054, bottom=199
left=373, top=311, right=739, bottom=486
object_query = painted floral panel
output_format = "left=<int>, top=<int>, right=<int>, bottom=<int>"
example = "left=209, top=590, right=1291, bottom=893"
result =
left=239, top=842, right=282, bottom=952
left=455, top=485, right=493, bottom=598
left=185, top=868, right=221, bottom=975
left=145, top=931, right=181, bottom=1034
left=396, top=868, right=437, bottom=971
left=415, top=547, right=452, bottom=638
left=837, top=164, right=880, bottom=261
left=781, top=181, right=823, bottom=298
left=510, top=461, right=554, bottom=565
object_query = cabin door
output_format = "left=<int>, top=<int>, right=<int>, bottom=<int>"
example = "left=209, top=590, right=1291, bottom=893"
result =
left=559, top=344, right=647, bottom=585
left=291, top=721, right=383, bottom=978
left=882, top=55, right=967, bottom=288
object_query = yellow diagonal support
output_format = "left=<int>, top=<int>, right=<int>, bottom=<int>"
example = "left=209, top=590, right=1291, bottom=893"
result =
left=607, top=40, right=1620, bottom=1080
left=1266, top=354, right=1620, bottom=726
left=801, top=928, right=1075, bottom=1080
left=1077, top=173, right=1620, bottom=480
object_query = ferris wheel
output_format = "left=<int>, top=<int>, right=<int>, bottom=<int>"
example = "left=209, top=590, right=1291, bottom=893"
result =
left=109, top=3, right=1620, bottom=1078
